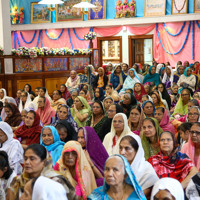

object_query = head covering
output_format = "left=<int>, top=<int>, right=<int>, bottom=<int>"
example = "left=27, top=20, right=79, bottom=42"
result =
left=103, top=113, right=136, bottom=155
left=94, top=87, right=105, bottom=101
left=141, top=118, right=163, bottom=160
left=88, top=154, right=146, bottom=200
left=113, top=65, right=125, bottom=85
left=186, top=106, right=200, bottom=122
left=103, top=96, right=114, bottom=110
left=5, top=97, right=17, bottom=105
left=0, top=88, right=8, bottom=103
left=186, top=173, right=200, bottom=199
left=61, top=84, right=71, bottom=100
left=142, top=100, right=155, bottom=116
left=162, top=65, right=174, bottom=86
left=143, top=66, right=160, bottom=86
left=19, top=92, right=36, bottom=112
left=125, top=134, right=159, bottom=190
left=40, top=126, right=65, bottom=166
left=158, top=108, right=175, bottom=134
left=134, top=83, right=147, bottom=102
left=158, top=83, right=171, bottom=109
left=156, top=63, right=164, bottom=73
left=152, top=92, right=165, bottom=108
left=184, top=67, right=192, bottom=77
left=56, top=119, right=78, bottom=142
left=57, top=141, right=97, bottom=200
left=194, top=63, right=200, bottom=74
left=36, top=97, right=56, bottom=125
left=24, top=84, right=32, bottom=93
left=32, top=176, right=68, bottom=200
left=102, top=65, right=111, bottom=75
left=151, top=178, right=184, bottom=200
left=77, top=96, right=91, bottom=115
left=0, top=122, right=24, bottom=174
left=70, top=70, right=78, bottom=87
left=15, top=111, right=42, bottom=145
left=4, top=103, right=22, bottom=127
left=80, top=126, right=109, bottom=175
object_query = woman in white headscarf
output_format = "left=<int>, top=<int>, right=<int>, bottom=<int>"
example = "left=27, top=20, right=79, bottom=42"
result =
left=32, top=176, right=68, bottom=200
left=103, top=113, right=136, bottom=155
left=162, top=65, right=174, bottom=89
left=0, top=89, right=8, bottom=103
left=151, top=178, right=184, bottom=200
left=0, top=122, right=23, bottom=174
left=18, top=91, right=36, bottom=112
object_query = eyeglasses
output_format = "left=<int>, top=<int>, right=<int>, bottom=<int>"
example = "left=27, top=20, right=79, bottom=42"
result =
left=188, top=113, right=199, bottom=116
left=181, top=94, right=189, bottom=97
left=190, top=131, right=200, bottom=135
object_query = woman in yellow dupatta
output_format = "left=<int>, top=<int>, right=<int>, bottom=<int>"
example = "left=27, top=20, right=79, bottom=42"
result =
left=53, top=141, right=97, bottom=200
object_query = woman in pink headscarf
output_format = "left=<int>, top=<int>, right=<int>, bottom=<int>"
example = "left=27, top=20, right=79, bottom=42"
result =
left=36, top=96, right=56, bottom=125
left=154, top=107, right=175, bottom=134
left=65, top=70, right=80, bottom=92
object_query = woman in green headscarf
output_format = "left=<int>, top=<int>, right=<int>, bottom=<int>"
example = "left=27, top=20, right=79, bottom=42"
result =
left=141, top=117, right=163, bottom=160
left=70, top=96, right=91, bottom=127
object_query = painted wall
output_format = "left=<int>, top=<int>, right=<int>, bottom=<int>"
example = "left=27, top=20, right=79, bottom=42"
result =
left=10, top=0, right=195, bottom=24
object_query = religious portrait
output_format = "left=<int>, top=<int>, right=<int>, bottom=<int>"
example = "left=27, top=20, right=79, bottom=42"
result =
left=88, top=0, right=106, bottom=20
left=56, top=0, right=83, bottom=22
left=93, top=49, right=99, bottom=69
left=15, top=58, right=42, bottom=73
left=144, top=0, right=166, bottom=17
left=44, top=58, right=68, bottom=72
left=31, top=3, right=51, bottom=24
left=69, top=57, right=90, bottom=70
left=194, top=0, right=200, bottom=13
left=171, top=0, right=188, bottom=14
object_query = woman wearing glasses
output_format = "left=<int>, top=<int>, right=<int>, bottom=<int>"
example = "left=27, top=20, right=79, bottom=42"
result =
left=148, top=131, right=198, bottom=189
left=181, top=122, right=200, bottom=171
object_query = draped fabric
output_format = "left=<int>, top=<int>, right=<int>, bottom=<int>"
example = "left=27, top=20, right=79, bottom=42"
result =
left=143, top=66, right=160, bottom=86
left=127, top=24, right=155, bottom=35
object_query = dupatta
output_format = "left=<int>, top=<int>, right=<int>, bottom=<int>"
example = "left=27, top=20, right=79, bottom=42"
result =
left=56, top=141, right=97, bottom=200
left=134, top=83, right=147, bottom=102
left=143, top=66, right=160, bottom=86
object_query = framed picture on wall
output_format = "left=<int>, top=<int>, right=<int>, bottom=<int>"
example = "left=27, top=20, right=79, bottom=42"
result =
left=44, top=58, right=68, bottom=71
left=171, top=0, right=188, bottom=14
left=93, top=49, right=99, bottom=69
left=88, top=0, right=106, bottom=20
left=69, top=57, right=90, bottom=71
left=194, top=0, right=200, bottom=13
left=144, top=0, right=166, bottom=17
left=56, top=0, right=83, bottom=22
left=31, top=3, right=51, bottom=24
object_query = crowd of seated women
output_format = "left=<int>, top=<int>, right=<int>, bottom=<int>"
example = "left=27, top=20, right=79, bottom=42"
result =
left=0, top=60, right=200, bottom=199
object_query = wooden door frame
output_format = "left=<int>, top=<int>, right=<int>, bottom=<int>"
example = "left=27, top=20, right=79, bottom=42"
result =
left=128, top=35, right=153, bottom=67
left=97, top=36, right=122, bottom=67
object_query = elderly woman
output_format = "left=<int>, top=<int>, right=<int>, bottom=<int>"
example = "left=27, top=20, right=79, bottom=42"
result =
left=71, top=96, right=91, bottom=128
left=109, top=65, right=126, bottom=92
left=8, top=144, right=75, bottom=200
left=103, top=96, right=114, bottom=114
left=173, top=88, right=191, bottom=117
left=14, top=110, right=43, bottom=149
left=143, top=66, right=161, bottom=86
left=53, top=141, right=97, bottom=200
left=186, top=106, right=200, bottom=123
left=103, top=113, right=136, bottom=155
left=4, top=103, right=22, bottom=128
left=151, top=178, right=184, bottom=200
left=93, top=67, right=108, bottom=89
left=181, top=122, right=200, bottom=171
left=148, top=131, right=198, bottom=189
left=86, top=100, right=106, bottom=135
left=98, top=104, right=123, bottom=142
left=154, top=107, right=175, bottom=134
left=142, top=101, right=155, bottom=118
left=0, top=88, right=8, bottom=103
left=50, top=90, right=66, bottom=111
left=40, top=126, right=65, bottom=166
left=162, top=65, right=174, bottom=89
left=65, top=70, right=80, bottom=92
left=77, top=127, right=109, bottom=187
left=18, top=91, right=36, bottom=112
left=36, top=97, right=56, bottom=126
left=128, top=105, right=145, bottom=136
left=141, top=118, right=163, bottom=160
left=88, top=155, right=146, bottom=200
left=119, top=135, right=158, bottom=199
left=0, top=122, right=23, bottom=175
left=120, top=68, right=141, bottom=93
left=177, top=67, right=196, bottom=91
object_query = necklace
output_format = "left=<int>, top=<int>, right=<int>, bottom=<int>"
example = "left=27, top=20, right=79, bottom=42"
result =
left=174, top=0, right=186, bottom=13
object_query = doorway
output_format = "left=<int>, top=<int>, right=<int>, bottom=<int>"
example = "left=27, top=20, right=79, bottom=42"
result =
left=129, top=35, right=153, bottom=67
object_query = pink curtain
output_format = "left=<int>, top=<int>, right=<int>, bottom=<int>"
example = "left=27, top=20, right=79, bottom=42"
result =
left=154, top=21, right=200, bottom=67
left=127, top=24, right=155, bottom=35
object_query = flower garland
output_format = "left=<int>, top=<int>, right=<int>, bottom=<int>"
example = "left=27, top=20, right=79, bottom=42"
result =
left=84, top=32, right=96, bottom=40
left=0, top=46, right=3, bottom=56
left=11, top=47, right=92, bottom=59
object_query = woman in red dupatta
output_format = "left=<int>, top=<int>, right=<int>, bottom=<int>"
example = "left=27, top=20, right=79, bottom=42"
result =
left=148, top=131, right=198, bottom=189
left=14, top=110, right=42, bottom=149
left=134, top=83, right=147, bottom=102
